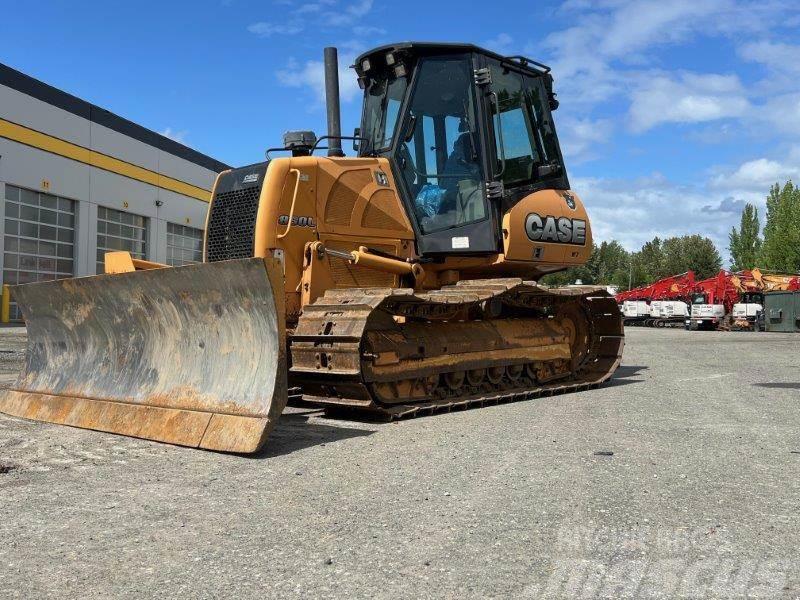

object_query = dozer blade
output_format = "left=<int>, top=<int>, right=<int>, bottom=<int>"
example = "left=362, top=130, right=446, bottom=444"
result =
left=0, top=257, right=287, bottom=453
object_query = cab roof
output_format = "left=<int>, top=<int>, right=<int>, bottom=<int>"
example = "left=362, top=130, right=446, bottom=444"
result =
left=353, top=42, right=551, bottom=78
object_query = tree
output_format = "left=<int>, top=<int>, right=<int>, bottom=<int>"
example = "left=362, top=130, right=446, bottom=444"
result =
left=636, top=238, right=665, bottom=281
left=679, top=235, right=722, bottom=279
left=540, top=241, right=630, bottom=287
left=588, top=240, right=630, bottom=287
left=661, top=237, right=686, bottom=278
left=626, top=252, right=651, bottom=289
left=661, top=235, right=721, bottom=279
left=759, top=182, right=800, bottom=272
left=539, top=233, right=722, bottom=288
left=728, top=203, right=761, bottom=271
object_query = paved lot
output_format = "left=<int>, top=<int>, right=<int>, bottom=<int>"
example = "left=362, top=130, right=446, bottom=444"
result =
left=0, top=326, right=798, bottom=599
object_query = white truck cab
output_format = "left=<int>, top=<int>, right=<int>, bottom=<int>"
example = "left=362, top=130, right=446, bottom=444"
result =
left=731, top=293, right=764, bottom=330
left=732, top=303, right=762, bottom=319
left=689, top=294, right=725, bottom=330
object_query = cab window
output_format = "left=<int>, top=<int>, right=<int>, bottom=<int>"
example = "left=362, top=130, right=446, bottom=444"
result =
left=395, top=55, right=487, bottom=234
left=489, top=61, right=563, bottom=188
left=362, top=76, right=408, bottom=153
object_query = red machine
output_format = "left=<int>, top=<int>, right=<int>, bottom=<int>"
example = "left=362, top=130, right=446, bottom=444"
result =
left=616, top=272, right=695, bottom=326
left=694, top=270, right=741, bottom=312
left=688, top=270, right=749, bottom=329
left=618, top=268, right=798, bottom=331
left=615, top=271, right=695, bottom=303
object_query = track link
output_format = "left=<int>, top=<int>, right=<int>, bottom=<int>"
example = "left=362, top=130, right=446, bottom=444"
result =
left=289, top=279, right=624, bottom=418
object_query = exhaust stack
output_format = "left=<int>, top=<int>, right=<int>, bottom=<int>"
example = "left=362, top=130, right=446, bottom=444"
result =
left=324, top=47, right=344, bottom=157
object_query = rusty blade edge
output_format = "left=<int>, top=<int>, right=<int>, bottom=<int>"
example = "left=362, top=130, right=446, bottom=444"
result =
left=4, top=386, right=274, bottom=419
left=0, top=389, right=275, bottom=453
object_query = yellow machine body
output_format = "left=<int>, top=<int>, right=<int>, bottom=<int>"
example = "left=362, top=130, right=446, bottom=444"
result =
left=0, top=42, right=622, bottom=453
left=220, top=155, right=592, bottom=320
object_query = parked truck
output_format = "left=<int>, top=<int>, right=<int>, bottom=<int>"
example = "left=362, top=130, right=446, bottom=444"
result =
left=688, top=270, right=739, bottom=330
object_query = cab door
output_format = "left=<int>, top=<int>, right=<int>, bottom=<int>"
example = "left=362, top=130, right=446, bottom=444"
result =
left=392, top=53, right=500, bottom=255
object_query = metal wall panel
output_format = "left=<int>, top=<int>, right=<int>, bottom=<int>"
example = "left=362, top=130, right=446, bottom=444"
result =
left=0, top=138, right=92, bottom=203
left=88, top=167, right=159, bottom=219
left=765, top=292, right=799, bottom=333
left=156, top=187, right=208, bottom=229
left=90, top=121, right=159, bottom=172
left=0, top=85, right=91, bottom=147
left=158, top=148, right=217, bottom=191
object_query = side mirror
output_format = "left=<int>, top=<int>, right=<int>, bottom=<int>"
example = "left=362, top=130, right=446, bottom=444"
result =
left=352, top=128, right=361, bottom=152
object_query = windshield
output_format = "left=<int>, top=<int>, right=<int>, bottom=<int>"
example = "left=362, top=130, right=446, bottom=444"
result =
left=362, top=76, right=407, bottom=154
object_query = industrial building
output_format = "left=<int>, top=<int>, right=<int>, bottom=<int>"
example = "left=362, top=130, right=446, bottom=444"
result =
left=0, top=62, right=229, bottom=319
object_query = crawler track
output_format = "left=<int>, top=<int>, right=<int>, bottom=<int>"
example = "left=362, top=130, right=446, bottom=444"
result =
left=289, top=279, right=624, bottom=418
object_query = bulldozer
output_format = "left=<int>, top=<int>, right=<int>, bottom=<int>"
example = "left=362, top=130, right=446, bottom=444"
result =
left=0, top=43, right=624, bottom=453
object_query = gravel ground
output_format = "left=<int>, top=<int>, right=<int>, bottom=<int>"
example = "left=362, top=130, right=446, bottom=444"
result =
left=0, top=326, right=798, bottom=599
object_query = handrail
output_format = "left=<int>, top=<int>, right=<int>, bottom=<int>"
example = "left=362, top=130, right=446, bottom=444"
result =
left=277, top=168, right=302, bottom=239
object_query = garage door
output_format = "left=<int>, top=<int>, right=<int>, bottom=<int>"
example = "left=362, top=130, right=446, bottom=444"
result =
left=166, top=222, right=203, bottom=266
left=96, top=206, right=147, bottom=273
left=3, top=184, right=75, bottom=321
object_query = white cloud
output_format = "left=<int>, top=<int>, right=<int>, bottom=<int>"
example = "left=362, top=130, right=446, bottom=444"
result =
left=249, top=0, right=374, bottom=41
left=324, top=0, right=373, bottom=26
left=247, top=21, right=303, bottom=37
left=575, top=173, right=737, bottom=253
left=575, top=148, right=800, bottom=254
left=737, top=40, right=800, bottom=95
left=540, top=0, right=735, bottom=91
left=530, top=0, right=800, bottom=149
left=628, top=72, right=750, bottom=132
left=760, top=93, right=800, bottom=135
left=159, top=127, right=188, bottom=144
left=709, top=153, right=800, bottom=192
left=352, top=25, right=386, bottom=36
left=559, top=117, right=613, bottom=162
left=483, top=33, right=514, bottom=54
left=739, top=40, right=800, bottom=74
left=295, top=3, right=323, bottom=14
left=276, top=47, right=363, bottom=106
left=596, top=0, right=728, bottom=58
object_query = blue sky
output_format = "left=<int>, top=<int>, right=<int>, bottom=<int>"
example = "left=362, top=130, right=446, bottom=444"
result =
left=3, top=0, right=800, bottom=259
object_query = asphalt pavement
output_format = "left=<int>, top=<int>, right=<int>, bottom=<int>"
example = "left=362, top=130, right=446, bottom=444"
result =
left=0, top=326, right=798, bottom=599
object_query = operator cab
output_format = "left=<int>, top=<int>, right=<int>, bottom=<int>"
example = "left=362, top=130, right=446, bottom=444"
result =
left=354, top=43, right=569, bottom=255
left=740, top=292, right=764, bottom=305
left=691, top=293, right=708, bottom=305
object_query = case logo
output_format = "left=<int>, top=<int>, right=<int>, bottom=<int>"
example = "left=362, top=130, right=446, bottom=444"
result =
left=525, top=213, right=586, bottom=245
left=242, top=173, right=260, bottom=184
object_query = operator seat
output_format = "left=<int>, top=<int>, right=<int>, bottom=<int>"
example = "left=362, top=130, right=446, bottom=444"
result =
left=441, top=132, right=483, bottom=223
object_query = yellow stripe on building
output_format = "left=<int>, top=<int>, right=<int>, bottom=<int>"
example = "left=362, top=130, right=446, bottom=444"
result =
left=0, top=118, right=212, bottom=202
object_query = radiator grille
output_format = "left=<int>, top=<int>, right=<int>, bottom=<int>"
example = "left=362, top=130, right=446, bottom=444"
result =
left=206, top=186, right=260, bottom=262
